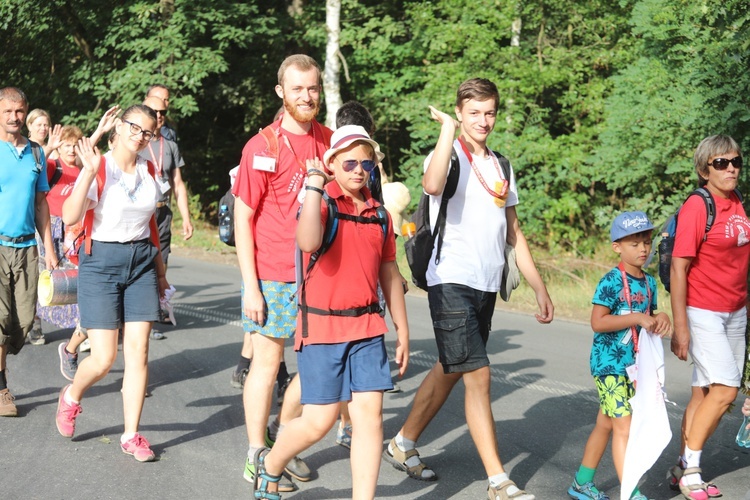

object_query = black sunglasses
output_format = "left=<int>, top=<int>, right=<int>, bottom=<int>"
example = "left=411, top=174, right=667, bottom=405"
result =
left=708, top=156, right=742, bottom=170
left=154, top=109, right=168, bottom=117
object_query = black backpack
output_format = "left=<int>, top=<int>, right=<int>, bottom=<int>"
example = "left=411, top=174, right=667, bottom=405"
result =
left=218, top=188, right=235, bottom=246
left=297, top=193, right=389, bottom=337
left=657, top=186, right=742, bottom=292
left=405, top=147, right=511, bottom=290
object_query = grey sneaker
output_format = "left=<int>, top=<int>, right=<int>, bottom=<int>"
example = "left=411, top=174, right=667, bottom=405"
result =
left=243, top=456, right=296, bottom=492
left=58, top=342, right=78, bottom=381
left=79, top=338, right=91, bottom=352
left=28, top=326, right=45, bottom=346
left=231, top=368, right=248, bottom=389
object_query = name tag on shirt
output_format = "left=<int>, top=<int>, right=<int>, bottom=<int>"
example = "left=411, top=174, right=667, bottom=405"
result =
left=253, top=153, right=276, bottom=173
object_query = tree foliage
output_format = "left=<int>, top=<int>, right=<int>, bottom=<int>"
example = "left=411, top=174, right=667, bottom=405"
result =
left=2, top=0, right=748, bottom=254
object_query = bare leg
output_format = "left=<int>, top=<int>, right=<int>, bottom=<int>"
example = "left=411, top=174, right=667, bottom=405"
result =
left=240, top=331, right=253, bottom=360
left=243, top=333, right=284, bottom=447
left=264, top=403, right=340, bottom=491
left=580, top=411, right=612, bottom=470
left=400, top=362, right=461, bottom=442
left=349, top=391, right=384, bottom=500
left=463, top=366, right=503, bottom=476
left=278, top=373, right=302, bottom=425
left=680, top=386, right=707, bottom=454
left=611, top=414, right=632, bottom=482
left=121, top=321, right=151, bottom=434
left=65, top=326, right=89, bottom=354
left=686, top=384, right=738, bottom=450
left=0, top=344, right=6, bottom=372
left=68, top=328, right=119, bottom=401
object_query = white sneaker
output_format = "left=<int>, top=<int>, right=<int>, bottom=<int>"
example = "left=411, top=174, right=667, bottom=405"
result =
left=79, top=338, right=91, bottom=352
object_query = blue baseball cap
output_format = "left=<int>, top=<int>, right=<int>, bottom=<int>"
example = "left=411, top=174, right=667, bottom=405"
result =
left=610, top=211, right=655, bottom=242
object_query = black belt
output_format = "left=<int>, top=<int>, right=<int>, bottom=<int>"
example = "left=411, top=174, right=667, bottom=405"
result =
left=299, top=302, right=382, bottom=318
left=0, top=233, right=35, bottom=244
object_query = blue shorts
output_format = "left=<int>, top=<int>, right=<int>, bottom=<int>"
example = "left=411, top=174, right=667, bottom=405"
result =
left=297, top=335, right=392, bottom=404
left=241, top=280, right=297, bottom=339
left=77, top=240, right=160, bottom=329
left=428, top=283, right=497, bottom=374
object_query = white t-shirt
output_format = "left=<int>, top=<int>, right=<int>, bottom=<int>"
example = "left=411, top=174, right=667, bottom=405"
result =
left=424, top=139, right=518, bottom=292
left=77, top=151, right=160, bottom=242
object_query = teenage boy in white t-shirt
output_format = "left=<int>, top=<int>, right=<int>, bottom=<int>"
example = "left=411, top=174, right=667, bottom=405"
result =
left=383, top=78, right=555, bottom=500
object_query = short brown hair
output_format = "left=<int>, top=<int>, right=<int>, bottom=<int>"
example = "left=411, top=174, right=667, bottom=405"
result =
left=455, top=78, right=499, bottom=111
left=0, top=87, right=27, bottom=107
left=277, top=54, right=321, bottom=86
left=694, top=135, right=742, bottom=186
left=60, top=125, right=83, bottom=143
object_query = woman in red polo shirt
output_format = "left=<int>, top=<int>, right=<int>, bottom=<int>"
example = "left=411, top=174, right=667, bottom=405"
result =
left=669, top=134, right=750, bottom=500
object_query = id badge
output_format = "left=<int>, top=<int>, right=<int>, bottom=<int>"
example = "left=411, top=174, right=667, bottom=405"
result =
left=626, top=362, right=638, bottom=383
left=156, top=177, right=171, bottom=194
left=253, top=153, right=276, bottom=173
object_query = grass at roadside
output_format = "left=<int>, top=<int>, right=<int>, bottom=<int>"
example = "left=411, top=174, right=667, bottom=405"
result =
left=172, top=217, right=672, bottom=325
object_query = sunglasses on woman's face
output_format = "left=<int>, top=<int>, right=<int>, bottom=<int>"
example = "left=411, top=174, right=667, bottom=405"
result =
left=708, top=156, right=742, bottom=171
left=338, top=159, right=377, bottom=172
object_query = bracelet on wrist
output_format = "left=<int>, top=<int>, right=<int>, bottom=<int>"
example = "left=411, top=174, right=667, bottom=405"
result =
left=305, top=185, right=325, bottom=196
left=307, top=168, right=328, bottom=180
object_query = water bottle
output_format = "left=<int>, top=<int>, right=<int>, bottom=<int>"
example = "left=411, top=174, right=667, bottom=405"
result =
left=737, top=415, right=750, bottom=448
left=218, top=204, right=231, bottom=243
left=401, top=222, right=416, bottom=239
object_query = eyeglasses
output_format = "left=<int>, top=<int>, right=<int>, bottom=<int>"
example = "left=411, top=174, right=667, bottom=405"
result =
left=708, top=156, right=742, bottom=170
left=123, top=120, right=155, bottom=141
left=153, top=109, right=167, bottom=117
left=338, top=159, right=377, bottom=172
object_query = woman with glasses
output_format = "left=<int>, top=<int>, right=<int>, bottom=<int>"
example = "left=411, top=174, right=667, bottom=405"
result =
left=54, top=104, right=169, bottom=463
left=669, top=135, right=750, bottom=500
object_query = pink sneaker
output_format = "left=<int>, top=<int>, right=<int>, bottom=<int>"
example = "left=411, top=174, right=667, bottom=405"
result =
left=55, top=385, right=82, bottom=438
left=121, top=433, right=156, bottom=462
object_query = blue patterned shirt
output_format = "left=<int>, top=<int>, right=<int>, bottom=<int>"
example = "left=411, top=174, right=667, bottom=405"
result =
left=589, top=267, right=657, bottom=377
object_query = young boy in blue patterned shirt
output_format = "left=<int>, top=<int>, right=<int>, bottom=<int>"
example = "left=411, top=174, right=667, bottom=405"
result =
left=568, top=211, right=671, bottom=500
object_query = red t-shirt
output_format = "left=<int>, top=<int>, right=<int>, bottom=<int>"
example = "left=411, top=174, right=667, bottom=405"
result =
left=295, top=181, right=396, bottom=348
left=232, top=120, right=331, bottom=282
left=45, top=159, right=80, bottom=217
left=673, top=191, right=750, bottom=312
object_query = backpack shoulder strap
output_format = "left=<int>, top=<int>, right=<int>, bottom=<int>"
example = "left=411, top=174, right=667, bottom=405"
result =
left=491, top=149, right=512, bottom=182
left=259, top=124, right=279, bottom=159
left=84, top=157, right=108, bottom=255
left=692, top=187, right=715, bottom=236
left=49, top=159, right=64, bottom=189
left=29, top=141, right=43, bottom=169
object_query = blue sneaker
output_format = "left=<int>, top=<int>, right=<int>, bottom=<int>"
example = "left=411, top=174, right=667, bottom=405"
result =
left=568, top=478, right=609, bottom=500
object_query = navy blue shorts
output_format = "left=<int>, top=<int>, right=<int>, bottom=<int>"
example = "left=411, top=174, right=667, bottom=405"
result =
left=297, top=335, right=393, bottom=404
left=77, top=240, right=160, bottom=329
left=428, top=283, right=497, bottom=374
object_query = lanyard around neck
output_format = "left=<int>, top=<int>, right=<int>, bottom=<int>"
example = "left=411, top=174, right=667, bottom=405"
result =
left=146, top=136, right=164, bottom=177
left=617, top=262, right=651, bottom=353
left=457, top=136, right=505, bottom=199
left=280, top=117, right=316, bottom=172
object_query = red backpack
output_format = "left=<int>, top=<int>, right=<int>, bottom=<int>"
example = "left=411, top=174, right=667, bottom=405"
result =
left=82, top=157, right=161, bottom=255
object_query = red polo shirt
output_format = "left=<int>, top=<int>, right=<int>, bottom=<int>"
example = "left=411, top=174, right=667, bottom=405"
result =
left=295, top=181, right=396, bottom=348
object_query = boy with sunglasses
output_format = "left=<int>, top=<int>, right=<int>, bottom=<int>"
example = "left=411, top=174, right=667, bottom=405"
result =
left=250, top=125, right=409, bottom=499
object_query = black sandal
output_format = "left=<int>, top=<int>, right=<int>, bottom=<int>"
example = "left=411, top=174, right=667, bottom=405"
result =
left=252, top=447, right=282, bottom=500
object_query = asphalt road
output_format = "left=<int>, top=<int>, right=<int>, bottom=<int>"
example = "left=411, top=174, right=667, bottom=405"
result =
left=1, top=255, right=749, bottom=499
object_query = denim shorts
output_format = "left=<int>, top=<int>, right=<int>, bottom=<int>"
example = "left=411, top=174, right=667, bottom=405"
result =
left=241, top=280, right=297, bottom=339
left=297, top=335, right=392, bottom=404
left=428, top=283, right=497, bottom=374
left=77, top=240, right=160, bottom=329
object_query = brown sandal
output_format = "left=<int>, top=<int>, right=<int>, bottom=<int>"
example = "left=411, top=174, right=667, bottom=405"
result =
left=488, top=480, right=536, bottom=500
left=381, top=437, right=437, bottom=481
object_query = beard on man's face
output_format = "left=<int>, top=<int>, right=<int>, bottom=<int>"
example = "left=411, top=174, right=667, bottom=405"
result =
left=283, top=97, right=319, bottom=123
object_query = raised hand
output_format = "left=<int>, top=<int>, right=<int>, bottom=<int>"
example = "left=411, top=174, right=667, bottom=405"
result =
left=97, top=105, right=120, bottom=134
left=47, top=124, right=63, bottom=151
left=75, top=136, right=101, bottom=175
left=428, top=105, right=459, bottom=128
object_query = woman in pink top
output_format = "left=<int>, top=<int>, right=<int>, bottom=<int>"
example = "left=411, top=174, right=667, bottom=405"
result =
left=669, top=135, right=750, bottom=500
